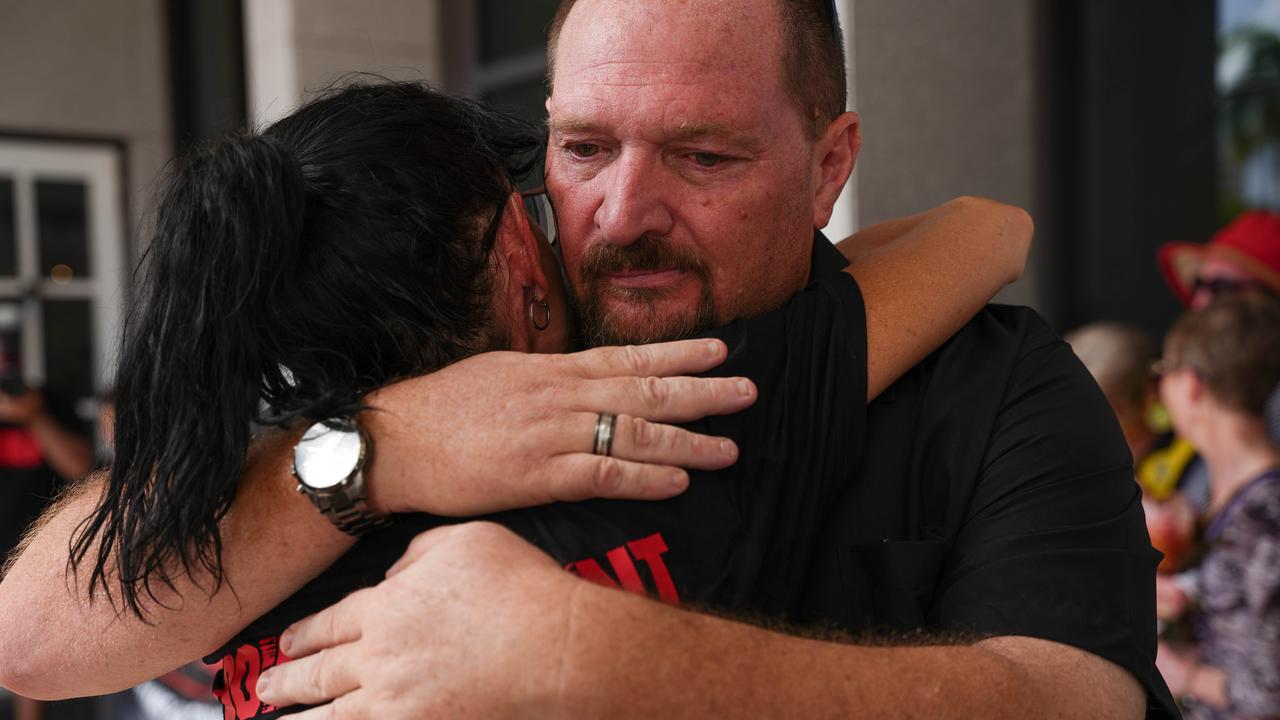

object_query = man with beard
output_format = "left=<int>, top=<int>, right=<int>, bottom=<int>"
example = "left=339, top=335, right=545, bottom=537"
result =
left=2, top=0, right=1176, bottom=718
left=237, top=1, right=1172, bottom=717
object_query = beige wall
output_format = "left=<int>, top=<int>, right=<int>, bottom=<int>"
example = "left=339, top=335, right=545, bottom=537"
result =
left=246, top=0, right=444, bottom=127
left=846, top=0, right=1041, bottom=307
left=0, top=0, right=172, bottom=236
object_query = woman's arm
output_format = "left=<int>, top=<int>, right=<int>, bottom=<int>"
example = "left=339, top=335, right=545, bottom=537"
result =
left=839, top=196, right=1032, bottom=399
left=0, top=341, right=751, bottom=699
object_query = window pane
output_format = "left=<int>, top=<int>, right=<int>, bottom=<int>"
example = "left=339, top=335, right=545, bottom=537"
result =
left=36, top=180, right=91, bottom=280
left=42, top=299, right=94, bottom=401
left=477, top=0, right=559, bottom=64
left=0, top=178, right=15, bottom=277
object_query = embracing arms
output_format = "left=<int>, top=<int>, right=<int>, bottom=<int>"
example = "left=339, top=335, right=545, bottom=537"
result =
left=0, top=198, right=1030, bottom=699
left=0, top=341, right=754, bottom=699
left=256, top=521, right=1146, bottom=720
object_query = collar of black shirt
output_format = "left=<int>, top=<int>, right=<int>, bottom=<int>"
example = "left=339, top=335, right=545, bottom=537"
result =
left=809, top=229, right=849, bottom=282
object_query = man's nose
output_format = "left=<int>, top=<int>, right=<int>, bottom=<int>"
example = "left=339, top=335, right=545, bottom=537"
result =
left=595, top=154, right=674, bottom=246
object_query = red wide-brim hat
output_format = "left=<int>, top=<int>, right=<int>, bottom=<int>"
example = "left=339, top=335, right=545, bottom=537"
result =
left=1158, top=210, right=1280, bottom=306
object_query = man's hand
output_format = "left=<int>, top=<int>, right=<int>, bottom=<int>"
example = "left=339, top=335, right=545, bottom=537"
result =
left=363, top=338, right=757, bottom=516
left=259, top=522, right=1147, bottom=720
left=257, top=522, right=575, bottom=719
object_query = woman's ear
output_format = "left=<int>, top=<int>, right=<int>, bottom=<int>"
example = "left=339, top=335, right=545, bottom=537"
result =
left=1183, top=370, right=1205, bottom=403
left=493, top=192, right=550, bottom=297
left=490, top=191, right=555, bottom=351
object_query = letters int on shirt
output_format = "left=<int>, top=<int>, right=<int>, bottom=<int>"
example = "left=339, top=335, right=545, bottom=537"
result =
left=565, top=532, right=681, bottom=605
left=214, top=532, right=679, bottom=719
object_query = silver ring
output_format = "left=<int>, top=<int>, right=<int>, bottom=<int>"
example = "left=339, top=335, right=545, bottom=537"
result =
left=593, top=412, right=617, bottom=456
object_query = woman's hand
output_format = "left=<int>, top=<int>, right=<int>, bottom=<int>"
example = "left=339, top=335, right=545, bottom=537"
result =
left=360, top=338, right=757, bottom=516
left=1155, top=574, right=1191, bottom=621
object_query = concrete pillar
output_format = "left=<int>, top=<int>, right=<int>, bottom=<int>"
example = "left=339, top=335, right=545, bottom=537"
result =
left=842, top=0, right=1041, bottom=308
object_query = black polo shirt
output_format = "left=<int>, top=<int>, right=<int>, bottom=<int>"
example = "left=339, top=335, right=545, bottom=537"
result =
left=210, top=238, right=869, bottom=719
left=798, top=239, right=1180, bottom=718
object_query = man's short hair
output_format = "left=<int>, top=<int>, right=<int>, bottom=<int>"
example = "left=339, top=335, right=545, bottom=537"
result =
left=546, top=0, right=847, bottom=139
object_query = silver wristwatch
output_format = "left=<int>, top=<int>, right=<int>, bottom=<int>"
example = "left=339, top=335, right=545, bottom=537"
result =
left=292, top=418, right=391, bottom=536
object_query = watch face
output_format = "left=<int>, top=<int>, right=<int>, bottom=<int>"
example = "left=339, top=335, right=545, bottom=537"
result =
left=294, top=422, right=363, bottom=490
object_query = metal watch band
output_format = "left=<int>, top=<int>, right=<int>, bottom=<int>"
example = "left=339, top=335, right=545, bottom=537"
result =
left=315, top=474, right=393, bottom=536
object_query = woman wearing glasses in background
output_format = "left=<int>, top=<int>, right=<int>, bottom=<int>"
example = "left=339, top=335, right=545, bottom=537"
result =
left=1153, top=291, right=1280, bottom=719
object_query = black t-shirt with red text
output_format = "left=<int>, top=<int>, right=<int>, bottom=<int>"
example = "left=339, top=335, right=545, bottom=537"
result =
left=210, top=238, right=868, bottom=719
left=796, top=300, right=1181, bottom=718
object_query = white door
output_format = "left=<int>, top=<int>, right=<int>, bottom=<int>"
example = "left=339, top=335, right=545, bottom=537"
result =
left=0, top=138, right=127, bottom=423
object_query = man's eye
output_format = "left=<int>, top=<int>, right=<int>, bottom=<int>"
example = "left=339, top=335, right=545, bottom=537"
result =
left=691, top=152, right=725, bottom=168
left=567, top=143, right=600, bottom=158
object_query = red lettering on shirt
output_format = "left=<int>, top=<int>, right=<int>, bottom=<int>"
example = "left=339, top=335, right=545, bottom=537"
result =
left=605, top=545, right=646, bottom=594
left=627, top=533, right=680, bottom=606
left=565, top=532, right=681, bottom=605
left=214, top=637, right=291, bottom=719
left=566, top=558, right=621, bottom=589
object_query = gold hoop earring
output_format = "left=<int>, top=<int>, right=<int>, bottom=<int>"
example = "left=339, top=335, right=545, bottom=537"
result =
left=530, top=292, right=551, bottom=331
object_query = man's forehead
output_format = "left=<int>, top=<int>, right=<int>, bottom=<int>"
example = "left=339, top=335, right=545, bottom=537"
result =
left=548, top=112, right=762, bottom=144
left=553, top=0, right=785, bottom=84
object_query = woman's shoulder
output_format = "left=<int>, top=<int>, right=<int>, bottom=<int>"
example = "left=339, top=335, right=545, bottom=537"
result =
left=1225, top=471, right=1280, bottom=541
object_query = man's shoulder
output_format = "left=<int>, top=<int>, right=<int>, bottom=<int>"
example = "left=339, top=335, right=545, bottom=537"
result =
left=861, top=301, right=1128, bottom=511
left=888, top=303, right=1069, bottom=412
left=931, top=303, right=1058, bottom=363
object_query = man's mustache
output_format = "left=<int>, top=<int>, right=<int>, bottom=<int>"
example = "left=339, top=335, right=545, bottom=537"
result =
left=578, top=236, right=709, bottom=280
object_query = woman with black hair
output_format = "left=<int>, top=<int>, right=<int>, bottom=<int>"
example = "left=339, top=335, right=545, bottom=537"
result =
left=0, top=81, right=1030, bottom=715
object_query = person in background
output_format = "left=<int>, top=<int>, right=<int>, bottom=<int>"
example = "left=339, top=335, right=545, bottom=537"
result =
left=1066, top=322, right=1201, bottom=573
left=1153, top=292, right=1280, bottom=718
left=0, top=307, right=93, bottom=720
left=1159, top=209, right=1280, bottom=442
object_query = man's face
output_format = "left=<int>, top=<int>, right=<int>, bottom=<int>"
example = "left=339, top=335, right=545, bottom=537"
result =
left=546, top=0, right=822, bottom=346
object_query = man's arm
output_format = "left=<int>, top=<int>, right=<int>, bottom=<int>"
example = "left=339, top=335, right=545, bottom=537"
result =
left=257, top=522, right=1145, bottom=720
left=0, top=341, right=753, bottom=699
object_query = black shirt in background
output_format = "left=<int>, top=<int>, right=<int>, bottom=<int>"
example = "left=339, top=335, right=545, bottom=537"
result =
left=798, top=239, right=1180, bottom=719
left=210, top=239, right=868, bottom=719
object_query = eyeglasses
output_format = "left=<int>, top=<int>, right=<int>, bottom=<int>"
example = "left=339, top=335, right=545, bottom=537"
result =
left=1150, top=358, right=1205, bottom=379
left=521, top=186, right=559, bottom=248
left=479, top=186, right=560, bottom=253
left=1190, top=275, right=1263, bottom=299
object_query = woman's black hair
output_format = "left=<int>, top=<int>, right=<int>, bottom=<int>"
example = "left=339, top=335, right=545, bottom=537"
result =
left=70, top=80, right=543, bottom=618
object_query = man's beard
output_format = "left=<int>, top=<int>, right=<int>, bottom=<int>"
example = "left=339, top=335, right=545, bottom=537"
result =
left=572, top=235, right=719, bottom=348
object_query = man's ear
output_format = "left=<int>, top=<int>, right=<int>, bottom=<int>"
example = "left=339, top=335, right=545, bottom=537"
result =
left=811, top=111, right=861, bottom=228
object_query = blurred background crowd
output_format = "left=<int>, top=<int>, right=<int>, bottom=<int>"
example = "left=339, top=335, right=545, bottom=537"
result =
left=0, top=0, right=1278, bottom=718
